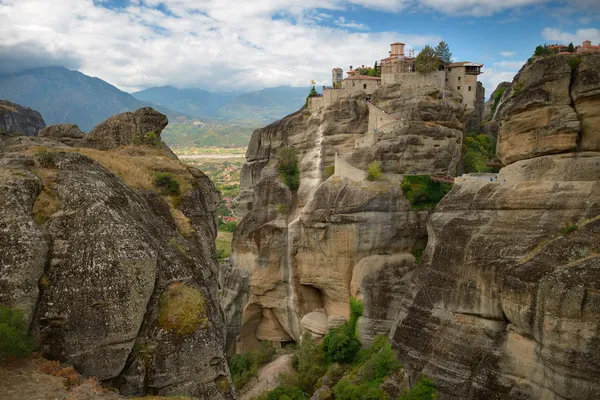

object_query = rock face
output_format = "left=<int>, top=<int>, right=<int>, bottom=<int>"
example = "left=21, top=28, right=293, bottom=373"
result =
left=85, top=107, right=168, bottom=150
left=38, top=124, right=85, bottom=146
left=390, top=53, right=600, bottom=399
left=466, top=81, right=485, bottom=134
left=0, top=108, right=234, bottom=399
left=222, top=83, right=467, bottom=353
left=0, top=99, right=46, bottom=136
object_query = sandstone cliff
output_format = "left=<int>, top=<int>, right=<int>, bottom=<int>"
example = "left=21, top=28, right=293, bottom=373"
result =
left=0, top=99, right=46, bottom=136
left=0, top=107, right=234, bottom=399
left=223, top=82, right=468, bottom=353
left=390, top=52, right=600, bottom=399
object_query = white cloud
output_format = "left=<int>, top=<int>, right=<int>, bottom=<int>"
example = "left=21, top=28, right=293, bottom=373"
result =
left=0, top=0, right=443, bottom=92
left=480, top=68, right=517, bottom=97
left=500, top=51, right=515, bottom=57
left=334, top=16, right=369, bottom=31
left=418, top=0, right=548, bottom=16
left=493, top=60, right=526, bottom=69
left=541, top=27, right=600, bottom=45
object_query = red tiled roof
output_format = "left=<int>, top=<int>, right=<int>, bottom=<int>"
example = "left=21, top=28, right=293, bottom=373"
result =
left=344, top=75, right=381, bottom=80
left=446, top=61, right=483, bottom=67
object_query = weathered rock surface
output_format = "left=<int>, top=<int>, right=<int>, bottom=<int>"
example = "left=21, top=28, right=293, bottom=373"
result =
left=466, top=81, right=485, bottom=134
left=223, top=83, right=466, bottom=353
left=38, top=124, right=85, bottom=146
left=0, top=109, right=234, bottom=399
left=496, top=53, right=600, bottom=165
left=85, top=107, right=168, bottom=150
left=390, top=54, right=600, bottom=400
left=0, top=99, right=46, bottom=136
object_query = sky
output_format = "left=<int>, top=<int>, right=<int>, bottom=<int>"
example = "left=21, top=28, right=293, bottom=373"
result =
left=0, top=0, right=599, bottom=97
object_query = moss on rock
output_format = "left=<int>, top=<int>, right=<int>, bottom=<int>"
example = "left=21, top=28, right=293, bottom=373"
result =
left=158, top=283, right=208, bottom=335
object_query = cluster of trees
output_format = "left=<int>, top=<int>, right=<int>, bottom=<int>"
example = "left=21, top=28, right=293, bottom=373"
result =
left=414, top=41, right=453, bottom=73
left=533, top=42, right=576, bottom=57
left=354, top=61, right=382, bottom=77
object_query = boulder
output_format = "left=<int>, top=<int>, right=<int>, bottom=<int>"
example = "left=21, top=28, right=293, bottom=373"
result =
left=38, top=124, right=85, bottom=146
left=300, top=311, right=329, bottom=335
left=85, top=107, right=168, bottom=150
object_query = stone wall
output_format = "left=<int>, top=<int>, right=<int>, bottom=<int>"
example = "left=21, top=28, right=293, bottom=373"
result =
left=334, top=153, right=367, bottom=181
left=381, top=70, right=444, bottom=89
left=307, top=96, right=323, bottom=111
left=367, top=103, right=397, bottom=133
left=342, top=79, right=380, bottom=96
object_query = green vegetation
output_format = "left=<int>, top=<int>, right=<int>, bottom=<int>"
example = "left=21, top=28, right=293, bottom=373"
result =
left=489, top=86, right=506, bottom=116
left=567, top=42, right=575, bottom=53
left=36, top=149, right=58, bottom=168
left=513, top=80, right=525, bottom=95
left=0, top=305, right=35, bottom=361
left=434, top=41, right=452, bottom=65
left=163, top=120, right=256, bottom=148
left=229, top=341, right=276, bottom=389
left=258, top=298, right=439, bottom=400
left=401, top=176, right=452, bottom=211
left=216, top=231, right=233, bottom=261
left=367, top=161, right=382, bottom=181
left=133, top=131, right=160, bottom=146
left=153, top=172, right=181, bottom=195
left=533, top=44, right=552, bottom=57
left=415, top=45, right=441, bottom=73
left=324, top=165, right=335, bottom=179
left=323, top=298, right=363, bottom=364
left=412, top=248, right=425, bottom=264
left=219, top=220, right=237, bottom=232
left=278, top=203, right=289, bottom=214
left=306, top=85, right=319, bottom=107
left=568, top=55, right=582, bottom=71
left=462, top=132, right=497, bottom=173
left=157, top=283, right=207, bottom=335
left=400, top=376, right=439, bottom=400
left=560, top=222, right=578, bottom=235
left=277, top=147, right=300, bottom=191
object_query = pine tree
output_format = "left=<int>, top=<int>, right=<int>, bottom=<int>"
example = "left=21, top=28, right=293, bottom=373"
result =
left=308, top=85, right=318, bottom=97
left=568, top=42, right=575, bottom=53
left=434, top=41, right=452, bottom=64
left=415, top=45, right=441, bottom=73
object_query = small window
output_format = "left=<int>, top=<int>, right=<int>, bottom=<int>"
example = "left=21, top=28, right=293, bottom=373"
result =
left=363, top=84, right=367, bottom=89
left=447, top=68, right=452, bottom=72
left=353, top=82, right=355, bottom=87
left=458, top=76, right=461, bottom=81
left=468, top=86, right=472, bottom=91
left=457, top=86, right=460, bottom=90
left=445, top=78, right=448, bottom=82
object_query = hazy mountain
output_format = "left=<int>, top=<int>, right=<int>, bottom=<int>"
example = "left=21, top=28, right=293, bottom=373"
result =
left=215, top=86, right=309, bottom=123
left=133, top=85, right=310, bottom=124
left=0, top=67, right=152, bottom=132
left=132, top=86, right=239, bottom=118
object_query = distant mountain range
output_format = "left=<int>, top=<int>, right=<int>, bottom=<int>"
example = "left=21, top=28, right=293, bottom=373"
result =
left=0, top=66, right=309, bottom=148
left=132, top=85, right=309, bottom=123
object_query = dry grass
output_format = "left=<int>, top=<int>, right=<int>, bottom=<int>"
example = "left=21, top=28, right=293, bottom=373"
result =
left=158, top=282, right=208, bottom=335
left=32, top=187, right=61, bottom=224
left=168, top=197, right=195, bottom=235
left=39, top=360, right=82, bottom=389
left=0, top=104, right=20, bottom=113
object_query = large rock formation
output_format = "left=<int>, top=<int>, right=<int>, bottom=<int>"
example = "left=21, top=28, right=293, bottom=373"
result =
left=222, top=83, right=467, bottom=353
left=390, top=53, right=600, bottom=399
left=0, top=99, right=46, bottom=136
left=38, top=123, right=86, bottom=146
left=0, top=108, right=234, bottom=399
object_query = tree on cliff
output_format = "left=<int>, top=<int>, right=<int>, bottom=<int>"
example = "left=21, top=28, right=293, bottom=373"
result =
left=368, top=61, right=381, bottom=77
left=568, top=42, right=575, bottom=53
left=415, top=45, right=441, bottom=73
left=434, top=41, right=452, bottom=64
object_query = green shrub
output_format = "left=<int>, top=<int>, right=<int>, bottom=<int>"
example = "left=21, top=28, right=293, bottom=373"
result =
left=333, top=379, right=388, bottom=400
left=489, top=86, right=506, bottom=116
left=399, top=375, right=439, bottom=400
left=401, top=176, right=452, bottom=211
left=153, top=172, right=181, bottom=195
left=513, top=80, right=525, bottom=94
left=278, top=204, right=289, bottom=214
left=412, top=248, right=425, bottom=264
left=267, top=386, right=309, bottom=400
left=568, top=55, right=582, bottom=71
left=36, top=149, right=58, bottom=168
left=292, top=332, right=328, bottom=394
left=0, top=305, right=35, bottom=361
left=367, top=161, right=382, bottom=181
left=324, top=165, right=335, bottom=179
left=462, top=132, right=496, bottom=173
left=218, top=220, right=237, bottom=232
left=277, top=148, right=300, bottom=191
left=323, top=298, right=363, bottom=364
left=560, top=222, right=578, bottom=235
left=229, top=341, right=276, bottom=389
left=133, top=131, right=161, bottom=146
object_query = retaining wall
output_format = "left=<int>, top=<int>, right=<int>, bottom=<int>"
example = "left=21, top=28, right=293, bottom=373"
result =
left=334, top=153, right=367, bottom=181
left=381, top=70, right=445, bottom=89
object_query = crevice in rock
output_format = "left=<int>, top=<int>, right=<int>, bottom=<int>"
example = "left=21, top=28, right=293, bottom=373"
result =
left=569, top=64, right=583, bottom=151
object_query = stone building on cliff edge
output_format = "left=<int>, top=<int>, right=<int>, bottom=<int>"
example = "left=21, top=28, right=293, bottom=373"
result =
left=310, top=41, right=483, bottom=111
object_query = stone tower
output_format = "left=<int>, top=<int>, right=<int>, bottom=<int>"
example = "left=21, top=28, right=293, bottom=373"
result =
left=332, top=67, right=343, bottom=87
